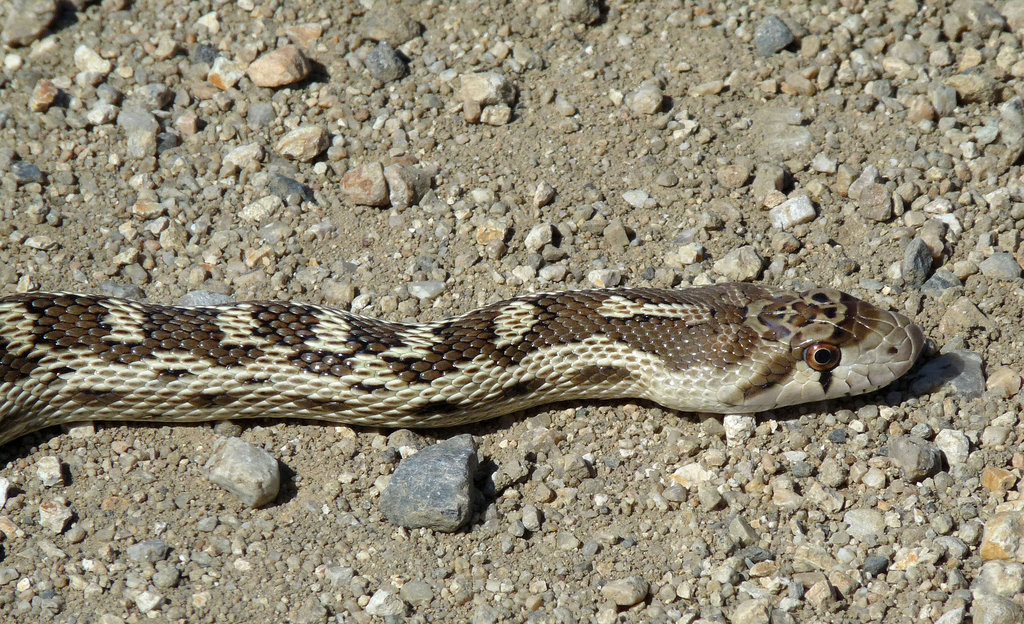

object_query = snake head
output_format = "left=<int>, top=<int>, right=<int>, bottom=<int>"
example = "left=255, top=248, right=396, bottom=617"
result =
left=736, top=288, right=926, bottom=411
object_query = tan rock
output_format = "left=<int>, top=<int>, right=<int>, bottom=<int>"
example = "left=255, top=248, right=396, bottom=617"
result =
left=208, top=57, right=245, bottom=90
left=341, top=162, right=389, bottom=207
left=987, top=367, right=1023, bottom=398
left=981, top=511, right=1024, bottom=560
left=29, top=79, right=59, bottom=112
left=275, top=125, right=327, bottom=162
left=983, top=467, right=1018, bottom=492
left=247, top=46, right=310, bottom=88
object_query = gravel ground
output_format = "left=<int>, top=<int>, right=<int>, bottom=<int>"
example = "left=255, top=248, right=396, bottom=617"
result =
left=2, top=0, right=1024, bottom=622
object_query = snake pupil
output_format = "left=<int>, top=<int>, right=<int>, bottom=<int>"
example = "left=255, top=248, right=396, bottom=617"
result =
left=804, top=344, right=840, bottom=371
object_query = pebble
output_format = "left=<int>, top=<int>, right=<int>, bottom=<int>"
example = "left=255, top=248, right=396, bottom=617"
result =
left=625, top=83, right=663, bottom=115
left=2, top=0, right=56, bottom=46
left=459, top=72, right=515, bottom=124
left=986, top=367, right=1022, bottom=398
left=901, top=237, right=933, bottom=286
left=11, top=161, right=43, bottom=184
left=723, top=414, right=755, bottom=446
left=208, top=57, right=246, bottom=90
left=978, top=253, right=1022, bottom=279
left=754, top=15, right=794, bottom=56
left=981, top=511, right=1024, bottom=561
left=857, top=183, right=893, bottom=222
left=559, top=0, right=601, bottom=24
left=524, top=224, right=555, bottom=252
left=38, top=499, right=72, bottom=533
left=239, top=195, right=282, bottom=223
left=365, top=41, right=408, bottom=82
left=86, top=103, right=119, bottom=126
left=400, top=580, right=433, bottom=604
left=365, top=588, right=407, bottom=617
left=768, top=195, right=816, bottom=229
left=888, top=435, right=942, bottom=481
left=408, top=280, right=444, bottom=300
left=982, top=467, right=1016, bottom=492
left=911, top=349, right=985, bottom=400
left=533, top=181, right=556, bottom=207
left=247, top=46, right=310, bottom=88
left=127, top=540, right=171, bottom=563
left=379, top=434, right=478, bottom=532
left=204, top=437, right=281, bottom=507
left=341, top=162, right=389, bottom=207
left=603, top=220, right=630, bottom=249
left=929, top=82, right=958, bottom=117
left=0, top=477, right=8, bottom=508
left=275, top=125, right=328, bottom=161
left=224, top=143, right=265, bottom=170
left=844, top=509, right=886, bottom=543
left=921, top=269, right=961, bottom=297
left=622, top=189, right=650, bottom=208
left=716, top=163, right=750, bottom=189
left=713, top=245, right=764, bottom=282
left=383, top=164, right=431, bottom=209
left=36, top=456, right=63, bottom=486
left=135, top=590, right=164, bottom=613
left=73, top=45, right=112, bottom=75
left=29, top=79, right=60, bottom=113
left=934, top=429, right=971, bottom=466
left=863, top=555, right=889, bottom=576
left=974, top=561, right=1024, bottom=596
left=359, top=6, right=422, bottom=44
left=117, top=109, right=159, bottom=159
left=587, top=269, right=621, bottom=288
left=600, top=576, right=648, bottom=606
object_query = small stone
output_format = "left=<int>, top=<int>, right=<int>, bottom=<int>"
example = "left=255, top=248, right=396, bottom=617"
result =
left=945, top=73, right=998, bottom=104
left=36, top=456, right=63, bottom=486
left=622, top=189, right=650, bottom=208
left=359, top=6, right=422, bottom=44
left=952, top=0, right=1006, bottom=37
left=135, top=590, right=164, bottom=613
left=524, top=224, right=555, bottom=252
left=670, top=463, right=714, bottom=488
left=73, top=45, right=112, bottom=75
left=208, top=57, right=246, bottom=90
left=678, top=242, right=705, bottom=264
left=600, top=576, right=649, bottom=606
left=205, top=437, right=281, bottom=507
left=559, top=0, right=600, bottom=24
left=844, top=509, right=886, bottom=542
left=341, top=162, right=389, bottom=207
left=460, top=72, right=515, bottom=123
left=117, top=109, right=160, bottom=159
left=768, top=195, right=816, bottom=229
left=987, top=367, right=1022, bottom=398
left=86, top=103, right=119, bottom=126
left=910, top=349, right=985, bottom=400
left=39, top=499, right=72, bottom=533
left=625, top=83, right=663, bottom=115
left=935, top=429, right=970, bottom=466
left=929, top=82, right=958, bottom=117
left=982, top=467, right=1017, bottom=492
left=858, top=183, right=893, bottom=222
left=979, top=253, right=1022, bottom=279
left=239, top=195, right=282, bottom=223
left=408, top=281, right=444, bottom=300
left=981, top=511, right=1024, bottom=561
left=275, top=125, right=327, bottom=162
left=603, top=220, right=630, bottom=249
left=247, top=46, right=310, bottom=88
left=29, top=79, right=60, bottom=112
left=2, top=0, right=57, bottom=46
left=379, top=435, right=478, bottom=532
left=365, top=41, right=408, bottom=82
left=533, top=181, right=556, bottom=207
left=901, top=237, right=933, bottom=286
left=973, top=593, right=1024, bottom=624
left=728, top=516, right=759, bottom=546
left=127, top=540, right=171, bottom=563
left=713, top=245, right=764, bottom=282
left=974, top=561, right=1024, bottom=596
left=224, top=143, right=265, bottom=170
left=0, top=477, right=9, bottom=508
left=383, top=164, right=431, bottom=209
left=717, top=163, right=751, bottom=189
left=479, top=104, right=513, bottom=126
left=889, top=435, right=942, bottom=482
left=690, top=80, right=726, bottom=97
left=11, top=161, right=43, bottom=184
left=863, top=555, right=889, bottom=576
left=723, top=414, right=755, bottom=446
left=400, top=580, right=433, bottom=604
left=921, top=269, right=961, bottom=297
left=754, top=15, right=794, bottom=56
left=365, top=589, right=406, bottom=617
left=587, top=269, right=621, bottom=288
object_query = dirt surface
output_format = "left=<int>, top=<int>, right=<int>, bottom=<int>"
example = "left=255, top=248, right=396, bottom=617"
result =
left=2, top=0, right=1024, bottom=622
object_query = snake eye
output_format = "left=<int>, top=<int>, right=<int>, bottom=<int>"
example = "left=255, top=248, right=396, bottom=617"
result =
left=804, top=343, right=841, bottom=371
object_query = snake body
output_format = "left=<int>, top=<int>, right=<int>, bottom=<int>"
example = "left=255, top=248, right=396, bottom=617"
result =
left=0, top=283, right=924, bottom=446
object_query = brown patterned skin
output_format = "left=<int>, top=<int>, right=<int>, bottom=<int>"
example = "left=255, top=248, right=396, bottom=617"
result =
left=0, top=284, right=925, bottom=446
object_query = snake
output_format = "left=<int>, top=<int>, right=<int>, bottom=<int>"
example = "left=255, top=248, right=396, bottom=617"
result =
left=0, top=283, right=925, bottom=447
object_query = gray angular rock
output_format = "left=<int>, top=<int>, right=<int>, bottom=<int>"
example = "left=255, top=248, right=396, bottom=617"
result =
left=979, top=253, right=1022, bottom=279
left=127, top=540, right=171, bottom=563
left=971, top=593, right=1023, bottom=624
left=2, top=0, right=57, bottom=47
left=379, top=434, right=478, bottom=532
left=205, top=437, right=281, bottom=507
left=365, top=41, right=408, bottom=82
left=902, top=237, right=933, bottom=286
left=910, top=349, right=985, bottom=400
left=560, top=0, right=600, bottom=24
left=889, top=435, right=942, bottom=481
left=922, top=269, right=961, bottom=297
left=118, top=109, right=160, bottom=159
left=754, top=15, right=794, bottom=56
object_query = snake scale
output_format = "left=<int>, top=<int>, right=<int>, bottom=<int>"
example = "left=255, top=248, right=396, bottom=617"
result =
left=0, top=283, right=924, bottom=447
